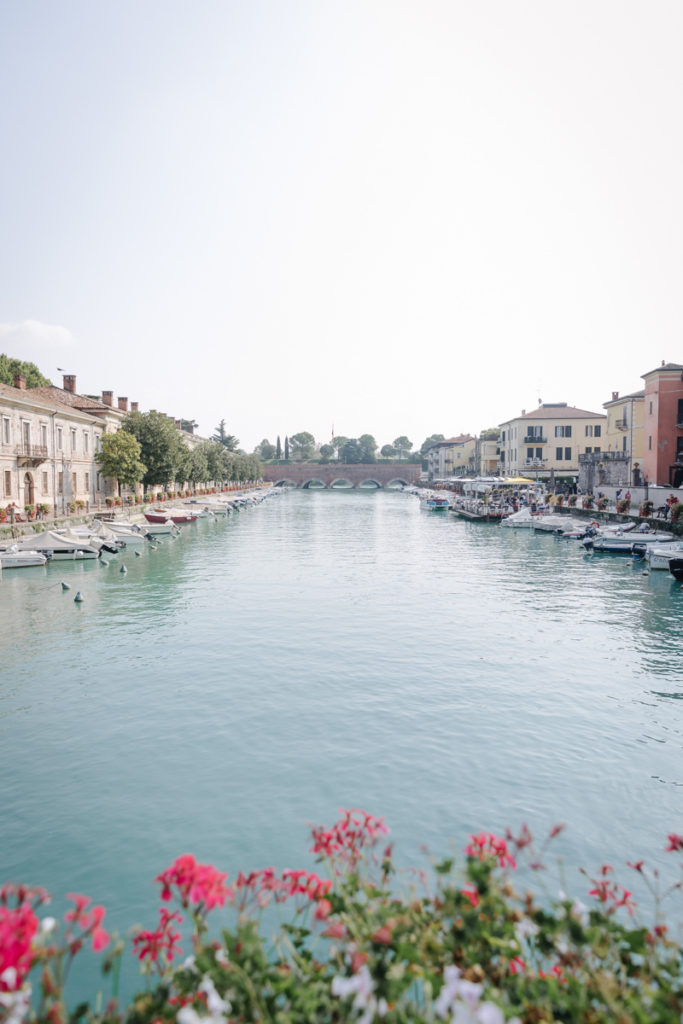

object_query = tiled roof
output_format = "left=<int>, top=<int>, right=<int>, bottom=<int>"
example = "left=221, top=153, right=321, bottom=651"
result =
left=641, top=363, right=683, bottom=377
left=0, top=381, right=94, bottom=417
left=501, top=404, right=605, bottom=423
left=603, top=389, right=645, bottom=405
left=29, top=385, right=115, bottom=412
left=429, top=435, right=474, bottom=449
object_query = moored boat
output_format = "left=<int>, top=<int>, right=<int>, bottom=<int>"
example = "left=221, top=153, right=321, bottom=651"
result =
left=0, top=547, right=49, bottom=568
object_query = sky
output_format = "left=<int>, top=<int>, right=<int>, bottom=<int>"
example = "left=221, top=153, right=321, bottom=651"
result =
left=1, top=0, right=681, bottom=452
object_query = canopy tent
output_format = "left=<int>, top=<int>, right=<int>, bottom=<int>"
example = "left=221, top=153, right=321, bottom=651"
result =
left=502, top=476, right=536, bottom=485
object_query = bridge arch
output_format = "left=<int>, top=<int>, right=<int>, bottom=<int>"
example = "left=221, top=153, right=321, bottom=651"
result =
left=386, top=478, right=410, bottom=489
left=329, top=478, right=354, bottom=489
left=358, top=479, right=382, bottom=489
left=301, top=478, right=327, bottom=489
left=273, top=478, right=298, bottom=487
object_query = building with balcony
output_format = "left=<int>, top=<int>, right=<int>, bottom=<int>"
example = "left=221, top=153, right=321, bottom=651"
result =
left=0, top=375, right=109, bottom=510
left=498, top=402, right=606, bottom=481
left=426, top=435, right=475, bottom=480
left=641, top=361, right=683, bottom=487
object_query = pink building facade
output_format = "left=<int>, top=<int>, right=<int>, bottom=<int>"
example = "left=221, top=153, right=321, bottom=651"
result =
left=641, top=362, right=683, bottom=487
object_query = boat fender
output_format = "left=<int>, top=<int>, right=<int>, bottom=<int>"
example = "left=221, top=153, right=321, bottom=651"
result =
left=74, top=591, right=84, bottom=603
left=120, top=565, right=127, bottom=573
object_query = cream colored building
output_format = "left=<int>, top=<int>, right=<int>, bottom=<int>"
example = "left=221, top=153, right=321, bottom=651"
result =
left=0, top=375, right=108, bottom=511
left=474, top=435, right=500, bottom=476
left=426, top=435, right=475, bottom=479
left=498, top=402, right=606, bottom=481
left=602, top=389, right=645, bottom=462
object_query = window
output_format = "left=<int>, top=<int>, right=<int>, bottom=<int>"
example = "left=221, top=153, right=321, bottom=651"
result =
left=649, top=436, right=652, bottom=450
left=57, top=427, right=63, bottom=451
left=585, top=447, right=592, bottom=454
left=554, top=425, right=572, bottom=437
left=2, top=418, right=10, bottom=444
left=71, top=429, right=77, bottom=452
left=42, top=472, right=48, bottom=494
left=4, top=470, right=11, bottom=496
left=594, top=446, right=601, bottom=453
left=58, top=472, right=63, bottom=495
left=585, top=425, right=593, bottom=437
left=72, top=472, right=77, bottom=494
left=622, top=436, right=627, bottom=452
left=678, top=399, right=683, bottom=426
left=95, top=434, right=101, bottom=451
left=84, top=472, right=89, bottom=491
left=649, top=401, right=653, bottom=414
left=40, top=424, right=47, bottom=448
left=22, top=421, right=30, bottom=448
left=84, top=432, right=89, bottom=453
left=527, top=447, right=534, bottom=459
left=556, top=447, right=563, bottom=460
left=677, top=437, right=683, bottom=459
left=565, top=447, right=571, bottom=461
left=594, top=425, right=601, bottom=437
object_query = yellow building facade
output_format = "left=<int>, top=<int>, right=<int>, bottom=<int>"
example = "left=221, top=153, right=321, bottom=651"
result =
left=498, top=403, right=606, bottom=481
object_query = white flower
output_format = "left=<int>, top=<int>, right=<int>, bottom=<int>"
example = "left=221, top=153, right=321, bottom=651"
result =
left=198, top=975, right=230, bottom=1017
left=214, top=947, right=229, bottom=966
left=40, top=917, right=57, bottom=934
left=514, top=918, right=539, bottom=942
left=0, top=985, right=32, bottom=1024
left=182, top=955, right=198, bottom=973
left=331, top=965, right=386, bottom=1024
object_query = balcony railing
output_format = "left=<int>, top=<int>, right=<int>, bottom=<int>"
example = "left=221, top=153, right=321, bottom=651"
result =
left=523, top=435, right=547, bottom=444
left=615, top=419, right=627, bottom=430
left=15, top=443, right=48, bottom=464
left=523, top=458, right=547, bottom=466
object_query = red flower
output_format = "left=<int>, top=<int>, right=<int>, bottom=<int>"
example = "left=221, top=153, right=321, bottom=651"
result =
left=509, top=956, right=526, bottom=975
left=156, top=855, right=232, bottom=911
left=0, top=903, right=39, bottom=991
left=666, top=833, right=683, bottom=853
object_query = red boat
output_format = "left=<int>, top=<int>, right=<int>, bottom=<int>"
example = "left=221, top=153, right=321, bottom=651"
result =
left=144, top=508, right=197, bottom=524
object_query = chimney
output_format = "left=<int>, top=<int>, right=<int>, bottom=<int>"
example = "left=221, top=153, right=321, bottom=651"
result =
left=63, top=374, right=77, bottom=393
left=102, top=390, right=113, bottom=407
left=612, top=391, right=619, bottom=401
left=13, top=373, right=26, bottom=390
left=187, top=423, right=194, bottom=435
left=521, top=409, right=525, bottom=416
left=175, top=419, right=182, bottom=429
left=117, top=396, right=128, bottom=412
left=131, top=401, right=139, bottom=412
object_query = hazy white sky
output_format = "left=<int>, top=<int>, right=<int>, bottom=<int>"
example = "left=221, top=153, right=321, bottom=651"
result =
left=1, top=1, right=681, bottom=451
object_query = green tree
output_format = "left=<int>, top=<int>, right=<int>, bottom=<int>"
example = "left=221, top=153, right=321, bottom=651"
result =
left=358, top=434, right=377, bottom=462
left=319, top=444, right=334, bottom=463
left=123, top=411, right=187, bottom=488
left=256, top=439, right=276, bottom=460
left=393, top=436, right=413, bottom=461
left=380, top=444, right=396, bottom=459
left=212, top=419, right=240, bottom=451
left=0, top=354, right=51, bottom=388
left=332, top=436, right=349, bottom=460
left=420, top=434, right=445, bottom=456
left=340, top=439, right=362, bottom=464
left=284, top=436, right=290, bottom=461
left=479, top=427, right=500, bottom=440
left=289, top=432, right=315, bottom=460
left=276, top=436, right=282, bottom=460
left=185, top=445, right=209, bottom=486
left=94, top=430, right=146, bottom=495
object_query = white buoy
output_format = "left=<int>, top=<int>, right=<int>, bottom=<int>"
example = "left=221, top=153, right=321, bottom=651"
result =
left=74, top=591, right=84, bottom=603
left=61, top=582, right=71, bottom=591
left=101, top=560, right=109, bottom=567
left=120, top=565, right=127, bottom=573
left=135, top=551, right=141, bottom=557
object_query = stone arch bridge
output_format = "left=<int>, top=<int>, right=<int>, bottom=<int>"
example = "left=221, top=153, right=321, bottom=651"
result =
left=262, top=463, right=422, bottom=489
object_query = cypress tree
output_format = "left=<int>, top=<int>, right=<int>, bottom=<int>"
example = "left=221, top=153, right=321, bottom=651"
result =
left=276, top=435, right=282, bottom=460
left=284, top=436, right=289, bottom=461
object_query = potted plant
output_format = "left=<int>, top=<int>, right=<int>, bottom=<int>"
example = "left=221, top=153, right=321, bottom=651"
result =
left=582, top=495, right=595, bottom=509
left=555, top=494, right=564, bottom=507
left=67, top=501, right=76, bottom=513
left=597, top=496, right=609, bottom=511
left=24, top=504, right=36, bottom=520
left=105, top=496, right=114, bottom=508
left=567, top=494, right=578, bottom=507
left=616, top=497, right=631, bottom=513
left=639, top=500, right=653, bottom=517
left=670, top=501, right=682, bottom=523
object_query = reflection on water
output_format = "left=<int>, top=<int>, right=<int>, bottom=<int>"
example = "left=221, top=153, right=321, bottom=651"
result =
left=1, top=490, right=682, bottom=998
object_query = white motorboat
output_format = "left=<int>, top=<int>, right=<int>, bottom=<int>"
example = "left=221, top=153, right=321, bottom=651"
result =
left=10, top=530, right=100, bottom=559
left=419, top=494, right=452, bottom=511
left=97, top=521, right=148, bottom=544
left=501, top=508, right=535, bottom=528
left=585, top=528, right=675, bottom=554
left=639, top=541, right=683, bottom=568
left=0, top=547, right=48, bottom=568
left=141, top=519, right=180, bottom=536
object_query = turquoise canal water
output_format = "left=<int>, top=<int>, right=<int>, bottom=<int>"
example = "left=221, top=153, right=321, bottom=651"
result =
left=1, top=489, right=682, bottom=995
